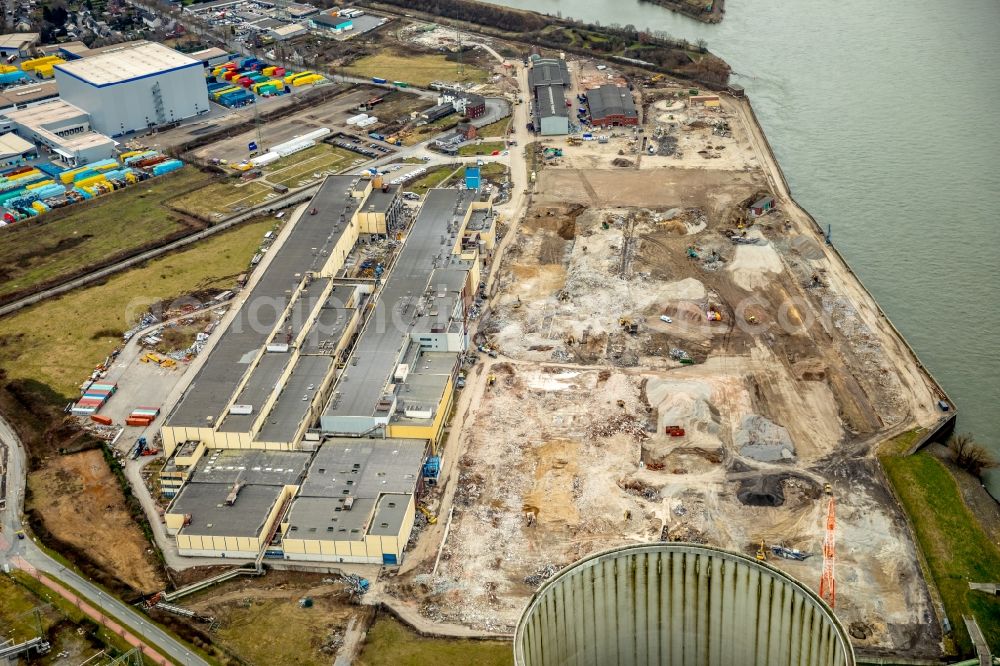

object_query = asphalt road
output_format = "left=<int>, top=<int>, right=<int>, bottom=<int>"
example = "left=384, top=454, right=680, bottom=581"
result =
left=0, top=415, right=209, bottom=666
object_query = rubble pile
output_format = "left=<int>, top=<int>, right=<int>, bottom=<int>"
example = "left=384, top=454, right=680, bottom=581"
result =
left=523, top=563, right=562, bottom=588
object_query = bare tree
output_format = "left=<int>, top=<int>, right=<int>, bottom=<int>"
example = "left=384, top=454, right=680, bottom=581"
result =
left=950, top=433, right=995, bottom=478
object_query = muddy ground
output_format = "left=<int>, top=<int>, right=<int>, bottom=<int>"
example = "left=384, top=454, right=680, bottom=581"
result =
left=177, top=571, right=365, bottom=666
left=26, top=448, right=165, bottom=595
left=392, top=96, right=945, bottom=657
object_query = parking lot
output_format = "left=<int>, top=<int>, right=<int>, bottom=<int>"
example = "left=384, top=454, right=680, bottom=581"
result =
left=189, top=87, right=388, bottom=164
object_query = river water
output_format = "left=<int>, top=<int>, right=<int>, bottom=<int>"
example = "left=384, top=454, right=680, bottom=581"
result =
left=487, top=0, right=1000, bottom=489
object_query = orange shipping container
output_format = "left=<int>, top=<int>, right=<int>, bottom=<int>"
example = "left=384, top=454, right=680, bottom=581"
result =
left=90, top=414, right=113, bottom=426
left=126, top=416, right=153, bottom=427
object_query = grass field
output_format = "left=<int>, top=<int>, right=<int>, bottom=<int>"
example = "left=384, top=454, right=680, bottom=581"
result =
left=475, top=117, right=511, bottom=138
left=0, top=218, right=271, bottom=397
left=478, top=162, right=509, bottom=182
left=2, top=571, right=152, bottom=664
left=170, top=180, right=276, bottom=219
left=405, top=115, right=460, bottom=146
left=409, top=165, right=460, bottom=195
left=265, top=144, right=360, bottom=188
left=458, top=141, right=506, bottom=157
left=357, top=616, right=512, bottom=666
left=344, top=51, right=488, bottom=88
left=0, top=167, right=213, bottom=300
left=881, top=451, right=1000, bottom=654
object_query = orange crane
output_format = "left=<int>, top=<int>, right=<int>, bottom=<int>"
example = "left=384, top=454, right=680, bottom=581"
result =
left=819, top=497, right=836, bottom=607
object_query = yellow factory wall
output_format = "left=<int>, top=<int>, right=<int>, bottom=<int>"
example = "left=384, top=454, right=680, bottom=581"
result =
left=467, top=258, right=482, bottom=292
left=387, top=376, right=453, bottom=448
left=161, top=426, right=216, bottom=457
left=172, top=485, right=297, bottom=556
left=164, top=512, right=187, bottom=533
left=357, top=210, right=387, bottom=235
left=174, top=440, right=207, bottom=467
left=281, top=495, right=414, bottom=562
left=176, top=533, right=261, bottom=554
left=319, top=218, right=360, bottom=276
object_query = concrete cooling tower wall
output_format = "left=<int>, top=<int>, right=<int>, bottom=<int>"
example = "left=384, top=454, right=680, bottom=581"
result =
left=514, top=543, right=854, bottom=666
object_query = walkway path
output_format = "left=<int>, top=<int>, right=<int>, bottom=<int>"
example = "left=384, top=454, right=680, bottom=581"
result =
left=0, top=414, right=208, bottom=665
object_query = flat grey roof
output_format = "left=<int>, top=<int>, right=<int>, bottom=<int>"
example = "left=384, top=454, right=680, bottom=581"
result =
left=299, top=301, right=353, bottom=354
left=586, top=84, right=637, bottom=120
left=173, top=483, right=282, bottom=538
left=369, top=494, right=410, bottom=536
left=217, top=276, right=330, bottom=432
left=323, top=189, right=476, bottom=421
left=428, top=267, right=468, bottom=295
left=363, top=185, right=399, bottom=216
left=285, top=495, right=375, bottom=540
left=255, top=354, right=333, bottom=443
left=396, top=372, right=450, bottom=419
left=411, top=350, right=459, bottom=376
left=218, top=352, right=287, bottom=432
left=167, top=176, right=362, bottom=428
left=298, top=439, right=425, bottom=498
left=190, top=448, right=310, bottom=486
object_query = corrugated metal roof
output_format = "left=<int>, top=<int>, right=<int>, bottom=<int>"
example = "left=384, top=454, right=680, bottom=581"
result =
left=536, top=83, right=568, bottom=119
left=586, top=84, right=637, bottom=121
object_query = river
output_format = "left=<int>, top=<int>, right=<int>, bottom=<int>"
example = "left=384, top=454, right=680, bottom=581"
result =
left=485, top=0, right=1000, bottom=490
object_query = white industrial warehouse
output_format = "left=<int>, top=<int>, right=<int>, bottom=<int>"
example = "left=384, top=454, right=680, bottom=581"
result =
left=53, top=42, right=209, bottom=137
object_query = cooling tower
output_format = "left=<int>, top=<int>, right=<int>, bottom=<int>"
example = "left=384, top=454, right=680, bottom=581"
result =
left=514, top=543, right=854, bottom=666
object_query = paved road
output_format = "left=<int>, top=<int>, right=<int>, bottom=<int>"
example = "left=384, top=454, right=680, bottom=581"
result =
left=0, top=415, right=209, bottom=666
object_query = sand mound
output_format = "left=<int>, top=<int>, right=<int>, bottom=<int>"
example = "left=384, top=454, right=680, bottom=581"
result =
left=727, top=231, right=784, bottom=290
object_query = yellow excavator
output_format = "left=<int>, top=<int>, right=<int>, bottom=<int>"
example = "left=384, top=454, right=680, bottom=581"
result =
left=418, top=504, right=437, bottom=524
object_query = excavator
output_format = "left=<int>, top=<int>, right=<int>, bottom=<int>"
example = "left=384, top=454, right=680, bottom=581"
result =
left=418, top=504, right=437, bottom=524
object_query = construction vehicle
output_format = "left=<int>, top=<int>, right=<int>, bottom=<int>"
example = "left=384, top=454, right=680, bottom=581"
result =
left=745, top=314, right=758, bottom=324
left=418, top=504, right=438, bottom=524
left=618, top=317, right=639, bottom=335
left=15, top=529, right=25, bottom=540
left=771, top=545, right=811, bottom=561
left=487, top=374, right=496, bottom=387
left=819, top=498, right=837, bottom=607
left=756, top=539, right=767, bottom=561
left=140, top=353, right=176, bottom=368
left=132, top=436, right=148, bottom=460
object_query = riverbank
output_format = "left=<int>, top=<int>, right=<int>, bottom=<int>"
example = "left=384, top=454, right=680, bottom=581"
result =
left=639, top=0, right=724, bottom=24
left=363, top=0, right=730, bottom=87
left=880, top=445, right=1000, bottom=654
